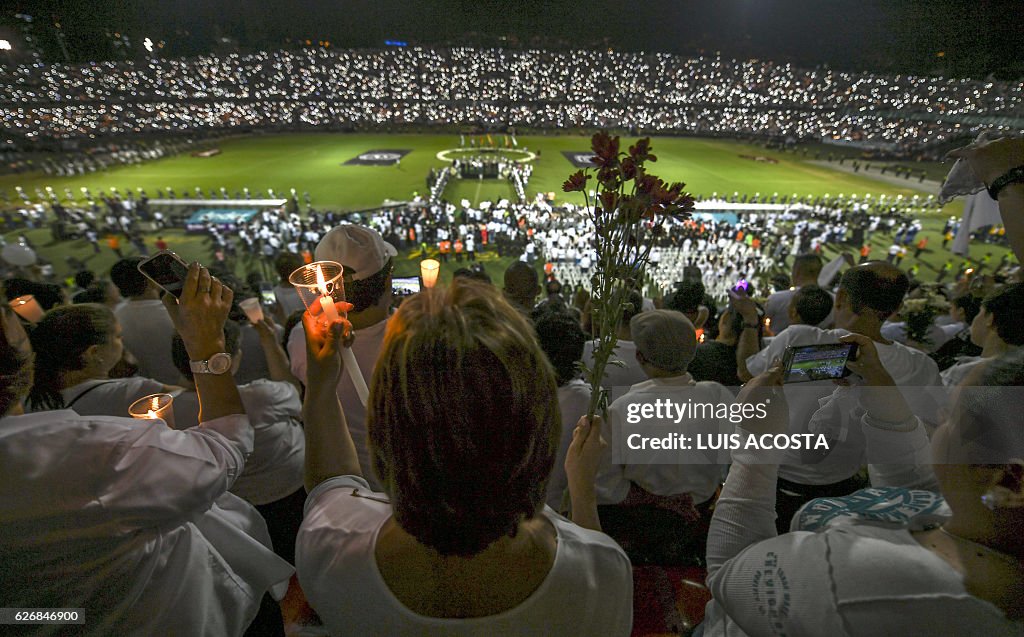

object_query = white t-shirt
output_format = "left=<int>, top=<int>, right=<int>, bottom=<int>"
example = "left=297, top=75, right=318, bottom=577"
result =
left=940, top=356, right=987, bottom=387
left=598, top=374, right=732, bottom=505
left=746, top=325, right=945, bottom=485
left=289, top=317, right=390, bottom=491
left=297, top=475, right=633, bottom=637
left=115, top=299, right=181, bottom=386
left=582, top=339, right=647, bottom=403
left=173, top=380, right=305, bottom=505
left=0, top=410, right=292, bottom=636
left=763, top=288, right=834, bottom=333
left=546, top=380, right=591, bottom=511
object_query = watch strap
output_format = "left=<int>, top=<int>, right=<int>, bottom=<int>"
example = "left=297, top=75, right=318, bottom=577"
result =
left=987, top=165, right=1024, bottom=201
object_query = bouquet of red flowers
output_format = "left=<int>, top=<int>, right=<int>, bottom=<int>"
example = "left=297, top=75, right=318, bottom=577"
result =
left=563, top=131, right=695, bottom=416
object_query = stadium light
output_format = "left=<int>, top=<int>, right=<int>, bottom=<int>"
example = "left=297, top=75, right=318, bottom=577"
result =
left=0, top=40, right=12, bottom=51
left=143, top=38, right=153, bottom=52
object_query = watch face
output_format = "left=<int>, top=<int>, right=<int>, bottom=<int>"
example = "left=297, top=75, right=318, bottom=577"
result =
left=208, top=353, right=232, bottom=374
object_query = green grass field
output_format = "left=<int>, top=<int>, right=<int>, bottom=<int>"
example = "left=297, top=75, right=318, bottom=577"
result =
left=1, top=132, right=1011, bottom=288
left=1, top=133, right=934, bottom=208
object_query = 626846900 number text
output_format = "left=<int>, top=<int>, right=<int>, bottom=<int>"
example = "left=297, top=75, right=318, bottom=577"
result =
left=1, top=608, right=85, bottom=625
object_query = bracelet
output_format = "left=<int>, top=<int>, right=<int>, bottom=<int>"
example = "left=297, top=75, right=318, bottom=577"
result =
left=986, top=165, right=1024, bottom=201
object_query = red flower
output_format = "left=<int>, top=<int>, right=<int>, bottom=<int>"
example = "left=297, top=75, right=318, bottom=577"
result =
left=635, top=173, right=658, bottom=195
left=599, top=190, right=618, bottom=213
left=562, top=170, right=590, bottom=192
left=628, top=138, right=656, bottom=163
left=620, top=157, right=637, bottom=181
left=591, top=131, right=621, bottom=168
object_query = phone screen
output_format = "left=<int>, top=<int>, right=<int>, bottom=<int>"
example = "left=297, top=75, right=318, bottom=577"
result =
left=259, top=282, right=276, bottom=306
left=138, top=251, right=189, bottom=298
left=782, top=342, right=858, bottom=383
left=392, top=277, right=421, bottom=295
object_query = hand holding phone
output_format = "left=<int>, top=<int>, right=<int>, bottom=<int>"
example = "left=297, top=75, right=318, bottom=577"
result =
left=138, top=250, right=190, bottom=298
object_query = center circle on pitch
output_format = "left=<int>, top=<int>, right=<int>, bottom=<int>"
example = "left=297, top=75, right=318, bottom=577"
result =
left=436, top=147, right=537, bottom=163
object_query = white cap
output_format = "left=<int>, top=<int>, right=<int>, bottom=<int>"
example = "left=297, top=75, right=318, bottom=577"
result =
left=314, top=225, right=398, bottom=281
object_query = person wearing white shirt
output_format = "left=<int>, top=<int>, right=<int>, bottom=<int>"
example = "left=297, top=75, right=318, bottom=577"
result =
left=110, top=257, right=182, bottom=385
left=1, top=264, right=292, bottom=636
left=296, top=278, right=632, bottom=636
left=596, top=309, right=731, bottom=564
left=942, top=283, right=1024, bottom=387
left=532, top=307, right=592, bottom=511
left=582, top=290, right=648, bottom=402
left=763, top=253, right=833, bottom=333
left=25, top=304, right=180, bottom=418
left=702, top=346, right=1024, bottom=637
left=736, top=262, right=945, bottom=531
left=287, top=224, right=396, bottom=492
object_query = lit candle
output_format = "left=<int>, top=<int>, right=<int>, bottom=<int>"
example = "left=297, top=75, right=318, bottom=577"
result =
left=420, top=259, right=440, bottom=288
left=129, top=393, right=175, bottom=428
left=146, top=396, right=159, bottom=419
left=315, top=264, right=342, bottom=322
left=9, top=295, right=43, bottom=323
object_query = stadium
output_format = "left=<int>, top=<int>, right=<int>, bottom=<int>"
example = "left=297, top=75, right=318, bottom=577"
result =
left=1, top=1, right=1023, bottom=636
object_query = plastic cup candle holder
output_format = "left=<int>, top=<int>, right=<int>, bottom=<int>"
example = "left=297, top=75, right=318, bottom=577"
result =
left=420, top=259, right=440, bottom=289
left=288, top=261, right=346, bottom=327
left=129, top=393, right=175, bottom=428
left=9, top=295, right=43, bottom=323
left=238, top=298, right=264, bottom=324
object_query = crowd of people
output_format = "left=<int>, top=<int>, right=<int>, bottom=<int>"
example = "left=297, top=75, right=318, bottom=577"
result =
left=0, top=136, right=1023, bottom=635
left=3, top=47, right=1022, bottom=148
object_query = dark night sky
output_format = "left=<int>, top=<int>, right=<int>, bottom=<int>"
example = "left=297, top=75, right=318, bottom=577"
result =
left=3, top=0, right=1022, bottom=78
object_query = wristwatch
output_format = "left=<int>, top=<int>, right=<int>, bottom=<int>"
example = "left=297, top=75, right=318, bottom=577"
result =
left=190, top=352, right=232, bottom=375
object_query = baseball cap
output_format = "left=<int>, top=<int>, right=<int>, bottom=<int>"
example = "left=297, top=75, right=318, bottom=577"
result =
left=630, top=309, right=697, bottom=373
left=314, top=225, right=398, bottom=281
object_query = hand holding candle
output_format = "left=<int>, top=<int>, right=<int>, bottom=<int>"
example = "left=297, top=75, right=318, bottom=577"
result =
left=290, top=261, right=370, bottom=406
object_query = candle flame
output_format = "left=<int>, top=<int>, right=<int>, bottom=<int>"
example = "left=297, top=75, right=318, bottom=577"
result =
left=315, top=264, right=330, bottom=297
left=146, top=410, right=158, bottom=419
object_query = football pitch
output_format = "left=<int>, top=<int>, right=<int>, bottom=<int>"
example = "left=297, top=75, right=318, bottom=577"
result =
left=1, top=133, right=934, bottom=209
left=3, top=132, right=1010, bottom=286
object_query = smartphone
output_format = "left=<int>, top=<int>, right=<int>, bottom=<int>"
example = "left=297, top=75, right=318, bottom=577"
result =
left=259, top=281, right=277, bottom=306
left=781, top=342, right=858, bottom=383
left=392, top=276, right=421, bottom=296
left=137, top=250, right=189, bottom=298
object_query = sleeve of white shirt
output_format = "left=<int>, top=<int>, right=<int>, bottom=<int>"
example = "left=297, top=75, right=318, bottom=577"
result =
left=95, top=414, right=253, bottom=525
left=862, top=414, right=940, bottom=491
left=745, top=325, right=799, bottom=376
